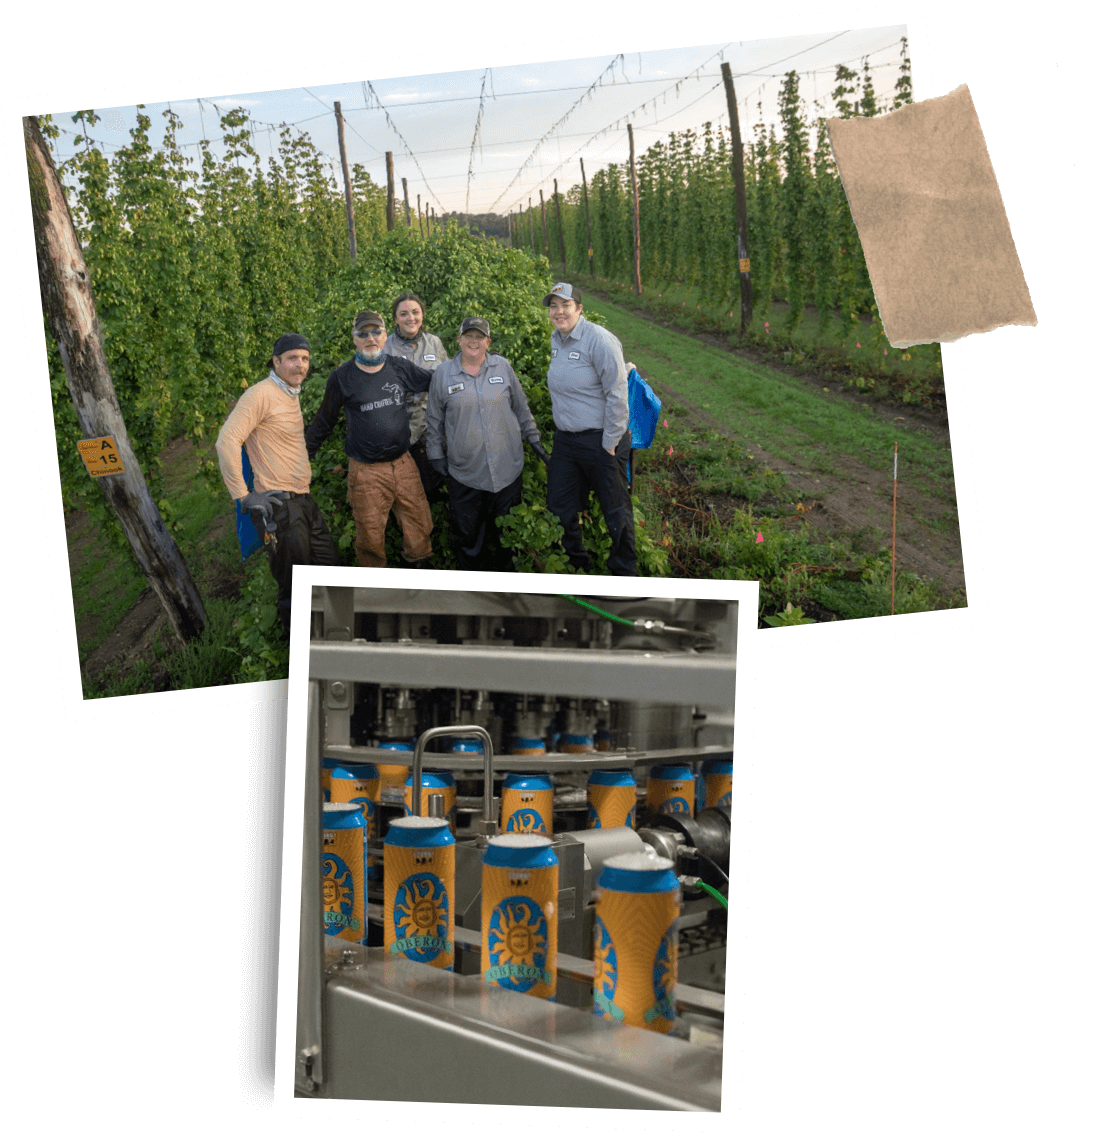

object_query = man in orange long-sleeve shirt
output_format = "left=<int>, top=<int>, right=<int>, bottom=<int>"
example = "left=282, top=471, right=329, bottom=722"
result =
left=216, top=333, right=337, bottom=633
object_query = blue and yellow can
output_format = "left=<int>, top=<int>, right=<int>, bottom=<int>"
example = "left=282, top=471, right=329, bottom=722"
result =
left=587, top=768, right=638, bottom=829
left=374, top=741, right=413, bottom=800
left=328, top=763, right=380, bottom=882
left=500, top=772, right=553, bottom=835
left=593, top=852, right=681, bottom=1034
left=405, top=768, right=458, bottom=834
left=699, top=758, right=733, bottom=812
left=321, top=803, right=367, bottom=944
left=559, top=733, right=595, bottom=754
left=382, top=816, right=455, bottom=970
left=645, top=764, right=695, bottom=817
left=509, top=737, right=546, bottom=756
left=481, top=834, right=559, bottom=1000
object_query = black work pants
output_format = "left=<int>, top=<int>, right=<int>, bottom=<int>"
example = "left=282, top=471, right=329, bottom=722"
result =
left=409, top=435, right=446, bottom=500
left=446, top=472, right=523, bottom=572
left=546, top=429, right=638, bottom=576
left=251, top=493, right=338, bottom=631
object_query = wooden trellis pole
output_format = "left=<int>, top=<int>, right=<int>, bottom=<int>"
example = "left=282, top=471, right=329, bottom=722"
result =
left=333, top=102, right=357, bottom=262
left=627, top=123, right=642, bottom=295
left=580, top=157, right=594, bottom=277
left=721, top=60, right=753, bottom=332
left=554, top=179, right=567, bottom=277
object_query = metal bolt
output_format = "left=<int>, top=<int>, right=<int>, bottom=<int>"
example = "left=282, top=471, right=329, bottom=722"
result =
left=330, top=682, right=346, bottom=699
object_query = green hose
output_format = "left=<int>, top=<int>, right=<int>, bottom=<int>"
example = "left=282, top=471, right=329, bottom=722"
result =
left=557, top=594, right=637, bottom=626
left=696, top=880, right=728, bottom=910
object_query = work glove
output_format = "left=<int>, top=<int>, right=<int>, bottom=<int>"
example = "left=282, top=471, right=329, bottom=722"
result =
left=529, top=439, right=549, bottom=466
left=240, top=489, right=284, bottom=521
left=430, top=457, right=448, bottom=477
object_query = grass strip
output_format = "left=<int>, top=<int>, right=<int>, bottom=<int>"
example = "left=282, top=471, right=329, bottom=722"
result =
left=581, top=291, right=955, bottom=492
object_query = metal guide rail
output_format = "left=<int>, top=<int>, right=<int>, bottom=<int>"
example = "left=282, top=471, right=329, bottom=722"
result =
left=300, top=588, right=734, bottom=1108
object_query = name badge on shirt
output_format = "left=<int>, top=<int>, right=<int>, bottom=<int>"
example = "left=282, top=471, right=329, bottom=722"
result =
left=569, top=351, right=581, bottom=360
left=551, top=349, right=558, bottom=357
left=488, top=376, right=504, bottom=384
left=423, top=354, right=437, bottom=361
left=448, top=383, right=465, bottom=394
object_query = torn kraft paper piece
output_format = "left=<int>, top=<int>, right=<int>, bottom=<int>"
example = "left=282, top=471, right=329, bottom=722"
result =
left=827, top=84, right=1036, bottom=349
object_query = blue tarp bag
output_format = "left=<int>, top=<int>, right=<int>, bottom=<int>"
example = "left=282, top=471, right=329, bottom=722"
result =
left=626, top=366, right=662, bottom=486
left=235, top=447, right=262, bottom=562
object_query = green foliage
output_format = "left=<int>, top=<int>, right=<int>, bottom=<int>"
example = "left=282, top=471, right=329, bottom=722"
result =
left=47, top=104, right=386, bottom=554
left=763, top=602, right=817, bottom=627
left=166, top=597, right=240, bottom=689
left=233, top=555, right=287, bottom=684
left=299, top=224, right=670, bottom=578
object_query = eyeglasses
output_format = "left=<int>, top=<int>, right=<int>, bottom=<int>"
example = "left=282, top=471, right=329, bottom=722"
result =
left=354, top=328, right=385, bottom=339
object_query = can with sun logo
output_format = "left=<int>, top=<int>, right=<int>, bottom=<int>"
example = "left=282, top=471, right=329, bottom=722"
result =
left=382, top=816, right=455, bottom=970
left=500, top=772, right=553, bottom=835
left=404, top=769, right=458, bottom=834
left=586, top=767, right=638, bottom=830
left=481, top=834, right=559, bottom=1000
left=327, top=763, right=380, bottom=882
left=645, top=764, right=695, bottom=818
left=593, top=852, right=681, bottom=1034
left=321, top=803, right=367, bottom=944
left=374, top=741, right=413, bottom=806
left=699, top=758, right=732, bottom=813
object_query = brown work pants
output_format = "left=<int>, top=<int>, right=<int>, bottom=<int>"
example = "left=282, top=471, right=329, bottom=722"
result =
left=347, top=452, right=434, bottom=567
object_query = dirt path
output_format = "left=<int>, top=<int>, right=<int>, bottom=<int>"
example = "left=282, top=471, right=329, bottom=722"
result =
left=67, top=437, right=245, bottom=695
left=579, top=290, right=964, bottom=597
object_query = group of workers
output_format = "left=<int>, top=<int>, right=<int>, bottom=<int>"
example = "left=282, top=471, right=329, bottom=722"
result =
left=215, top=283, right=639, bottom=631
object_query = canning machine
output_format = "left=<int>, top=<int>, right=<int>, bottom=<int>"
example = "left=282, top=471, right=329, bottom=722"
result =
left=297, top=586, right=737, bottom=1110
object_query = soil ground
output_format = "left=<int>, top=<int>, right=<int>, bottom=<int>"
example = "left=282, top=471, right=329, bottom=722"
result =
left=66, top=437, right=246, bottom=695
left=620, top=299, right=964, bottom=597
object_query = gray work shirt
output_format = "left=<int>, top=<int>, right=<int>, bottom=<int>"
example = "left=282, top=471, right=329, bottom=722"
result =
left=547, top=315, right=629, bottom=451
left=384, top=329, right=449, bottom=444
left=426, top=353, right=540, bottom=493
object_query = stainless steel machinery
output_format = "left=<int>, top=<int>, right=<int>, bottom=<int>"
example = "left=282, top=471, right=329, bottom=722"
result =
left=298, top=587, right=736, bottom=1110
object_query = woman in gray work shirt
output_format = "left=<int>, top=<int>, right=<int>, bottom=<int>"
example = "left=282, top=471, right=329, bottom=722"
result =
left=384, top=292, right=449, bottom=496
left=543, top=282, right=638, bottom=576
left=426, top=317, right=548, bottom=572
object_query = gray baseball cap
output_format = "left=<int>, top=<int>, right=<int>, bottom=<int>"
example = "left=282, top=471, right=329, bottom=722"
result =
left=458, top=317, right=491, bottom=336
left=543, top=282, right=582, bottom=306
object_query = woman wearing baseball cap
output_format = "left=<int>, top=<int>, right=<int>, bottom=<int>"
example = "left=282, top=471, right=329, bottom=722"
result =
left=425, top=317, right=547, bottom=571
left=543, top=283, right=638, bottom=575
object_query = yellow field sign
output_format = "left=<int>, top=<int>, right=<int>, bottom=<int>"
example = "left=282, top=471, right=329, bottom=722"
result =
left=77, top=436, right=125, bottom=477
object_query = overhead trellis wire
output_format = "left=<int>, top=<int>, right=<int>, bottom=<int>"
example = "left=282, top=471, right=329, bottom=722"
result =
left=488, top=52, right=630, bottom=213
left=496, top=31, right=900, bottom=213
left=362, top=79, right=448, bottom=214
left=499, top=41, right=733, bottom=212
left=464, top=69, right=494, bottom=218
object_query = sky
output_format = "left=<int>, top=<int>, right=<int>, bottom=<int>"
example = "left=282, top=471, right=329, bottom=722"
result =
left=43, top=26, right=909, bottom=218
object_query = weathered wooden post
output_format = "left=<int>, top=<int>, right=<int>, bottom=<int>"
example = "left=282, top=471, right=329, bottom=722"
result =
left=24, top=115, right=208, bottom=646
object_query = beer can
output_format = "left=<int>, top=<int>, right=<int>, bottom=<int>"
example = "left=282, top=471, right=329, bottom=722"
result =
left=700, top=758, right=733, bottom=811
left=509, top=737, right=546, bottom=756
left=481, top=834, right=559, bottom=1000
left=405, top=768, right=458, bottom=834
left=558, top=733, right=595, bottom=754
left=375, top=741, right=412, bottom=806
left=448, top=737, right=485, bottom=754
left=382, top=816, right=455, bottom=970
left=593, top=852, right=680, bottom=1034
left=328, top=763, right=380, bottom=882
left=586, top=768, right=637, bottom=830
left=321, top=803, right=367, bottom=944
left=645, top=763, right=695, bottom=817
left=500, top=772, right=553, bottom=835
